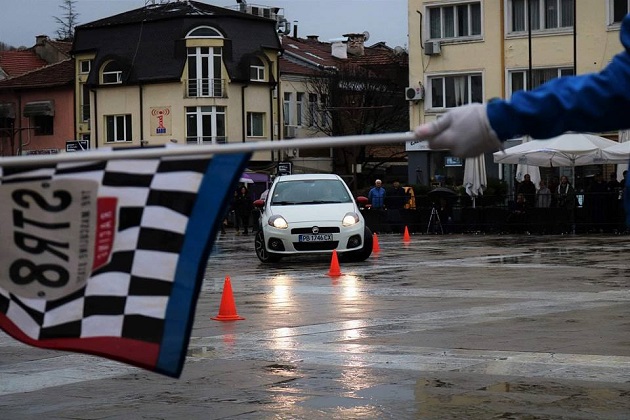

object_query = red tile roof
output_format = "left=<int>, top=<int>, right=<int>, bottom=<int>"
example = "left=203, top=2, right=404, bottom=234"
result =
left=0, top=59, right=74, bottom=89
left=0, top=50, right=48, bottom=78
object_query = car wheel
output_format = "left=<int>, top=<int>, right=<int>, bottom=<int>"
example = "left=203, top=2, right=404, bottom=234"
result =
left=255, top=230, right=281, bottom=263
left=342, top=226, right=373, bottom=262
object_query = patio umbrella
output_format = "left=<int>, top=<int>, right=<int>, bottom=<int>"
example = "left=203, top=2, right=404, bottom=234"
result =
left=614, top=130, right=630, bottom=181
left=463, top=154, right=487, bottom=208
left=427, top=186, right=457, bottom=200
left=493, top=133, right=618, bottom=184
left=601, top=137, right=630, bottom=163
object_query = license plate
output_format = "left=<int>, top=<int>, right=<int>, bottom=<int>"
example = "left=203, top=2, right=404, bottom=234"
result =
left=298, top=234, right=333, bottom=242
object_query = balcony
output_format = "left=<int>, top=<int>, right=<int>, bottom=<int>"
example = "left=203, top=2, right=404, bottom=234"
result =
left=185, top=78, right=226, bottom=98
left=186, top=136, right=227, bottom=145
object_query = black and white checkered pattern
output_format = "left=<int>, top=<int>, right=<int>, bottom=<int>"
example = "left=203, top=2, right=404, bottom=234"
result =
left=0, top=156, right=211, bottom=343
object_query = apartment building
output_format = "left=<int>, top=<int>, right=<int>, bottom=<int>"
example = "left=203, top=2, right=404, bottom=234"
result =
left=72, top=1, right=282, bottom=167
left=407, top=0, right=627, bottom=187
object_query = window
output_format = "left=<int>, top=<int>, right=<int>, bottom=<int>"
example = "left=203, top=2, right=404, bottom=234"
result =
left=247, top=112, right=265, bottom=137
left=509, top=0, right=574, bottom=33
left=81, top=85, right=90, bottom=122
left=308, top=93, right=317, bottom=127
left=508, top=67, right=574, bottom=95
left=428, top=2, right=482, bottom=40
left=186, top=26, right=222, bottom=38
left=283, top=92, right=292, bottom=126
left=296, top=93, right=304, bottom=126
left=106, top=115, right=132, bottom=142
left=79, top=60, right=91, bottom=74
left=102, top=61, right=123, bottom=84
left=187, top=47, right=223, bottom=97
left=610, top=0, right=630, bottom=24
left=186, top=106, right=226, bottom=144
left=250, top=57, right=265, bottom=81
left=33, top=115, right=53, bottom=136
left=429, top=73, right=482, bottom=108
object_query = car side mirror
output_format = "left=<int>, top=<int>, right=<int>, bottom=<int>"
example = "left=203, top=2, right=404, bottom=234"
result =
left=253, top=199, right=265, bottom=208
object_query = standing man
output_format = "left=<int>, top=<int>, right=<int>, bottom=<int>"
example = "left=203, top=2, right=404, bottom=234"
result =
left=517, top=174, right=536, bottom=209
left=386, top=180, right=409, bottom=233
left=368, top=179, right=386, bottom=209
left=368, top=179, right=386, bottom=233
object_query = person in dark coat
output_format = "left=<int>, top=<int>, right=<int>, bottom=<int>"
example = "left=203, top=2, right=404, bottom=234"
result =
left=386, top=180, right=409, bottom=233
left=232, top=186, right=253, bottom=235
left=517, top=174, right=536, bottom=209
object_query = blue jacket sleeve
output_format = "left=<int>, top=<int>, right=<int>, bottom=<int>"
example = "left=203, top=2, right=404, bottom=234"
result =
left=487, top=14, right=630, bottom=141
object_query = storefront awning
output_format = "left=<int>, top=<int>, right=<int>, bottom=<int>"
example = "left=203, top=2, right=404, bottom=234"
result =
left=23, top=100, right=54, bottom=117
left=0, top=102, right=15, bottom=119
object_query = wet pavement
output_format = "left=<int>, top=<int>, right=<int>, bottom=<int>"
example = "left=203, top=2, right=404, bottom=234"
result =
left=2, top=232, right=630, bottom=419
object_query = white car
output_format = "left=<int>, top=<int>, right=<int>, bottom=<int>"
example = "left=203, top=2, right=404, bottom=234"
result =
left=254, top=174, right=373, bottom=263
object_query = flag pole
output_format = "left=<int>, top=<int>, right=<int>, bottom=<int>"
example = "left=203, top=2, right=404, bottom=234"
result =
left=0, top=131, right=416, bottom=167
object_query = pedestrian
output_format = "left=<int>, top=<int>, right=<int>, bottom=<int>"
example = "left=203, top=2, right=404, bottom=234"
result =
left=368, top=179, right=386, bottom=210
left=413, top=13, right=630, bottom=155
left=233, top=186, right=253, bottom=235
left=517, top=174, right=536, bottom=209
left=368, top=179, right=386, bottom=233
left=385, top=180, right=409, bottom=233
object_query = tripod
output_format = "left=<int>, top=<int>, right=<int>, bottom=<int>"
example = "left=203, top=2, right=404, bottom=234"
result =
left=426, top=205, right=443, bottom=234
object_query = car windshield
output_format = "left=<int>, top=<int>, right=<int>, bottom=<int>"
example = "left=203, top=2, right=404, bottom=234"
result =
left=270, top=179, right=352, bottom=205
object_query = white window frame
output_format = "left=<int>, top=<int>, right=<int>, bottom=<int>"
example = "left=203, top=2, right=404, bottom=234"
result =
left=185, top=106, right=226, bottom=144
left=296, top=92, right=304, bottom=126
left=105, top=115, right=132, bottom=142
left=283, top=92, right=292, bottom=126
left=247, top=112, right=265, bottom=137
left=187, top=47, right=223, bottom=97
left=427, top=1, right=483, bottom=41
left=102, top=61, right=122, bottom=85
left=508, top=67, right=574, bottom=97
left=79, top=60, right=91, bottom=74
left=427, top=73, right=483, bottom=110
left=507, top=0, right=574, bottom=34
left=608, top=0, right=630, bottom=25
left=250, top=57, right=265, bottom=81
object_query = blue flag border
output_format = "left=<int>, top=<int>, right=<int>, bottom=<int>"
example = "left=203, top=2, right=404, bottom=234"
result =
left=156, top=152, right=251, bottom=377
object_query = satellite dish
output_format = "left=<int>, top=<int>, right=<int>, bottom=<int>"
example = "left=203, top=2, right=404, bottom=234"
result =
left=362, top=31, right=370, bottom=41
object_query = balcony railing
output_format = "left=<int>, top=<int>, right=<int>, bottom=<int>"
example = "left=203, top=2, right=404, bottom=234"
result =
left=185, top=78, right=226, bottom=98
left=186, top=136, right=227, bottom=145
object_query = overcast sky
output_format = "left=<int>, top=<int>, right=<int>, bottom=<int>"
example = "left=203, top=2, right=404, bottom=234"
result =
left=1, top=0, right=408, bottom=49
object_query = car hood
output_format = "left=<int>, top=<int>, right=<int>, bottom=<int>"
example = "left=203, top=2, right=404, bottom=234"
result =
left=269, top=202, right=359, bottom=223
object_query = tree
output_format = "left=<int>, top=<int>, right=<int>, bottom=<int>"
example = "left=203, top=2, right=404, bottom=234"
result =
left=306, top=60, right=409, bottom=184
left=54, top=0, right=79, bottom=42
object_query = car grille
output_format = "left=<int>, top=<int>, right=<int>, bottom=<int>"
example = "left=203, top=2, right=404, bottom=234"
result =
left=293, top=241, right=339, bottom=251
left=291, top=227, right=340, bottom=234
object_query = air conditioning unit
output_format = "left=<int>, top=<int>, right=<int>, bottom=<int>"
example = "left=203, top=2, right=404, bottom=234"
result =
left=424, top=41, right=441, bottom=56
left=286, top=148, right=299, bottom=158
left=405, top=86, right=424, bottom=101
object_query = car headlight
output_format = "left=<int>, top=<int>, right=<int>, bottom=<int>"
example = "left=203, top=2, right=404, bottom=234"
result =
left=342, top=212, right=360, bottom=227
left=268, top=215, right=289, bottom=229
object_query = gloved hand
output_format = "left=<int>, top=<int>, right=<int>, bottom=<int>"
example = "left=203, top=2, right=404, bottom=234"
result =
left=413, top=103, right=503, bottom=158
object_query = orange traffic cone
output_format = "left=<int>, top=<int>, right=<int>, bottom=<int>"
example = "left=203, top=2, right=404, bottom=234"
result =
left=372, top=233, right=381, bottom=253
left=211, top=276, right=245, bottom=321
left=328, top=249, right=342, bottom=277
left=403, top=226, right=411, bottom=243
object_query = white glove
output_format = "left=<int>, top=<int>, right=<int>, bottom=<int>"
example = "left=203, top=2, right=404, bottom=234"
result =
left=413, top=103, right=503, bottom=158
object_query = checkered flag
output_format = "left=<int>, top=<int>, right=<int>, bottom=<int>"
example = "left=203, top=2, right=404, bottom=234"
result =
left=0, top=150, right=250, bottom=377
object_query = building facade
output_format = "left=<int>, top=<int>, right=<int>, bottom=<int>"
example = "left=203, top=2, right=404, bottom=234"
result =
left=407, top=0, right=627, bottom=187
left=72, top=1, right=282, bottom=167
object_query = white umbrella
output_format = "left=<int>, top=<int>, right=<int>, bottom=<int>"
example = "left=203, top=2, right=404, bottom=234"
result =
left=614, top=130, right=630, bottom=181
left=463, top=154, right=487, bottom=208
left=601, top=137, right=630, bottom=163
left=493, top=133, right=618, bottom=184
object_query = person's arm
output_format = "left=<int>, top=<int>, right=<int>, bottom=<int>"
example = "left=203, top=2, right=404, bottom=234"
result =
left=415, top=14, right=630, bottom=157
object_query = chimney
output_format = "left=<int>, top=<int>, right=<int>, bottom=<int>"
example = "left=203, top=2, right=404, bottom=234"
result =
left=293, top=22, right=298, bottom=38
left=343, top=33, right=366, bottom=56
left=306, top=35, right=319, bottom=41
left=330, top=38, right=347, bottom=59
left=35, top=35, right=48, bottom=47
